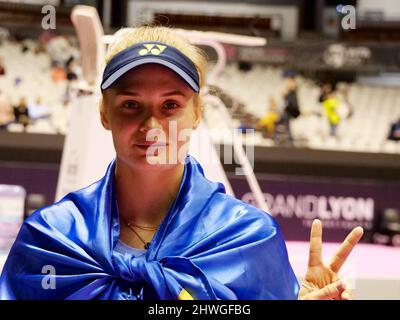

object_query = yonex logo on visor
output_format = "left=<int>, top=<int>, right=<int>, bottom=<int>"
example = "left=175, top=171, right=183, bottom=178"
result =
left=139, top=44, right=167, bottom=56
left=101, top=41, right=200, bottom=93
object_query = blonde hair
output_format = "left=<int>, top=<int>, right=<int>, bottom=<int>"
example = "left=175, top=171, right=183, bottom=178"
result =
left=106, top=26, right=206, bottom=87
left=102, top=26, right=207, bottom=111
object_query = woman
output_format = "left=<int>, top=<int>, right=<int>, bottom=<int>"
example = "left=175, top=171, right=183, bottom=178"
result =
left=13, top=97, right=30, bottom=129
left=257, top=97, right=280, bottom=139
left=0, top=26, right=363, bottom=300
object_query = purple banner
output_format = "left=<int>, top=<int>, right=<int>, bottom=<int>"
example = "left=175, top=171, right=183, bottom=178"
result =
left=228, top=173, right=400, bottom=243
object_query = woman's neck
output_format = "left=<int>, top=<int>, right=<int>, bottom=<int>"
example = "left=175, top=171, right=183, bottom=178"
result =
left=114, top=158, right=185, bottom=227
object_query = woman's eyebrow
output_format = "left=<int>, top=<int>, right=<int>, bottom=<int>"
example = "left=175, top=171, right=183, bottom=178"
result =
left=161, top=90, right=188, bottom=97
left=115, top=89, right=139, bottom=96
left=114, top=89, right=188, bottom=97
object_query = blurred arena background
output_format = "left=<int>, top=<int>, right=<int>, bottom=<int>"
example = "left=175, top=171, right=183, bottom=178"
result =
left=0, top=0, right=399, bottom=299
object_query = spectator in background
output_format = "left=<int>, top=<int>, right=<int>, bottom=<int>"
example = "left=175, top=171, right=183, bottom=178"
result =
left=46, top=35, right=77, bottom=66
left=37, top=30, right=55, bottom=56
left=33, top=41, right=46, bottom=55
left=39, top=30, right=56, bottom=46
left=51, top=61, right=67, bottom=82
left=63, top=57, right=77, bottom=107
left=28, top=97, right=49, bottom=120
left=65, top=56, right=78, bottom=81
left=257, top=97, right=280, bottom=139
left=319, top=82, right=333, bottom=103
left=21, top=43, right=29, bottom=54
left=238, top=113, right=256, bottom=133
left=338, top=84, right=354, bottom=119
left=238, top=60, right=253, bottom=72
left=280, top=76, right=300, bottom=144
left=13, top=97, right=30, bottom=129
left=321, top=87, right=341, bottom=137
left=388, top=117, right=400, bottom=141
left=0, top=90, right=14, bottom=128
left=0, top=57, right=5, bottom=76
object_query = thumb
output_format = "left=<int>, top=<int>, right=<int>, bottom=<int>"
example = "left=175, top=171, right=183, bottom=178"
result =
left=302, top=280, right=346, bottom=300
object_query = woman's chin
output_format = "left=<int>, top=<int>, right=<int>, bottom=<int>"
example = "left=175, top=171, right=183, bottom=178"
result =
left=129, top=153, right=182, bottom=171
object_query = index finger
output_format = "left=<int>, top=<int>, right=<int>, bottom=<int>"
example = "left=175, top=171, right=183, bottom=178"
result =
left=308, top=219, right=323, bottom=267
left=329, top=226, right=364, bottom=273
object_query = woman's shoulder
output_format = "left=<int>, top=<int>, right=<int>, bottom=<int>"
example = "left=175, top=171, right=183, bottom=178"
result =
left=25, top=195, right=81, bottom=229
left=25, top=183, right=100, bottom=231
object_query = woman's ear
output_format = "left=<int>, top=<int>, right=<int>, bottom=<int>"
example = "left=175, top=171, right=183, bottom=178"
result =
left=99, top=97, right=111, bottom=130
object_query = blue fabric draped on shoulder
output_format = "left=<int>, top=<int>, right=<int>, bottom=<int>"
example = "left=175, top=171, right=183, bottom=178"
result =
left=0, top=155, right=299, bottom=300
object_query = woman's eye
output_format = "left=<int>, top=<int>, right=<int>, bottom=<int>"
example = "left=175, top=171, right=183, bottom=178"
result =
left=122, top=101, right=139, bottom=110
left=163, top=102, right=179, bottom=110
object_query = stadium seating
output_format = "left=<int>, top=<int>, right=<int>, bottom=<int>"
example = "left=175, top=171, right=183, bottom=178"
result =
left=1, top=37, right=399, bottom=154
left=210, top=63, right=400, bottom=154
left=0, top=38, right=72, bottom=134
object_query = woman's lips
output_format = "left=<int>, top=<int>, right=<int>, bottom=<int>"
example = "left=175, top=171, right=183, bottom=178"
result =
left=135, top=142, right=168, bottom=151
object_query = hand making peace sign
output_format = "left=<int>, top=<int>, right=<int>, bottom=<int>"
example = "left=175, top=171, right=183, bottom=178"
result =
left=299, top=219, right=364, bottom=300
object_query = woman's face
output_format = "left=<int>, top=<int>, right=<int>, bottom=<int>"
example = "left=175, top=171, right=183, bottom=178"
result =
left=101, top=63, right=200, bottom=171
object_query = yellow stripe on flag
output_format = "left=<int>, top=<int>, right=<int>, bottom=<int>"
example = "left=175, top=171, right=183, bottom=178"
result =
left=178, top=288, right=194, bottom=300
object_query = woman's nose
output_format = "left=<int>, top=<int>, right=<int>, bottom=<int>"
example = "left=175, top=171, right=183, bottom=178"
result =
left=139, top=115, right=162, bottom=134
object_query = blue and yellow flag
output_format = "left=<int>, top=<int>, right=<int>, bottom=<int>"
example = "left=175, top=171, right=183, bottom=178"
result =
left=0, top=155, right=299, bottom=300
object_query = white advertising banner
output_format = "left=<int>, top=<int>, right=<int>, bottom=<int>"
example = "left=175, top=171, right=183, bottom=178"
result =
left=0, top=184, right=25, bottom=272
left=55, top=93, right=115, bottom=201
